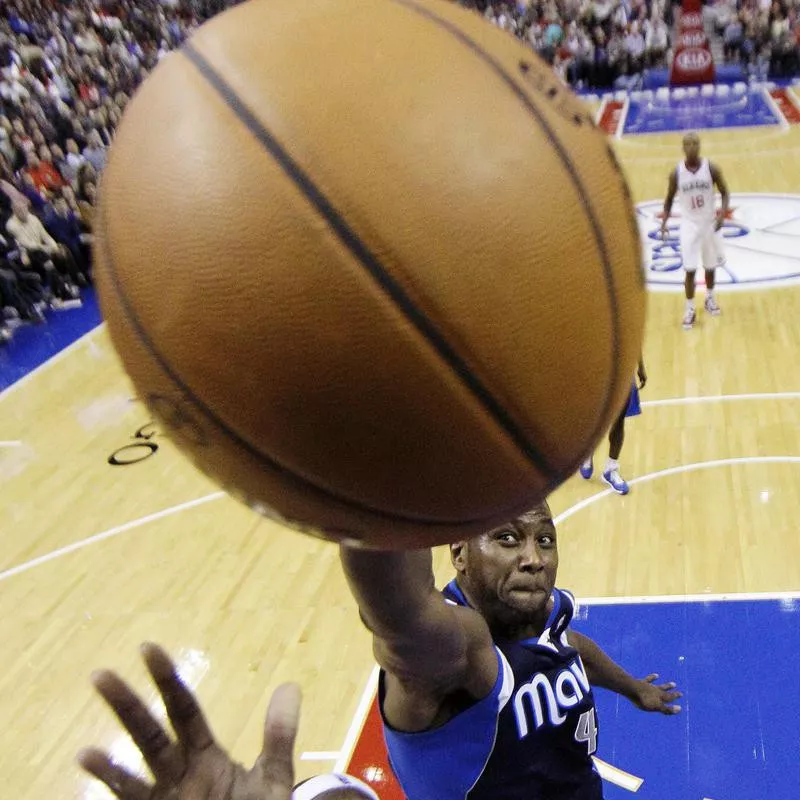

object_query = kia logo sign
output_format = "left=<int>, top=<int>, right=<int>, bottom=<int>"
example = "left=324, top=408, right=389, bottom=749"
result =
left=676, top=49, right=713, bottom=71
left=679, top=32, right=708, bottom=48
left=681, top=12, right=703, bottom=28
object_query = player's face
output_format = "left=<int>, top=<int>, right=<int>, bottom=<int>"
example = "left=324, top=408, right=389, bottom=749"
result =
left=683, top=134, right=700, bottom=161
left=452, top=503, right=559, bottom=627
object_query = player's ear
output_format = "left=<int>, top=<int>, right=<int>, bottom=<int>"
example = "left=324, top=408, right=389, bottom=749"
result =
left=450, top=541, right=467, bottom=572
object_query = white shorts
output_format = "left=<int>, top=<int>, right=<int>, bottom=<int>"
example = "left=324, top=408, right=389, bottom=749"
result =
left=680, top=224, right=726, bottom=273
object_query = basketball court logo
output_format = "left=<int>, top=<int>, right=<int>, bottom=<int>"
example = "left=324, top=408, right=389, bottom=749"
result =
left=637, top=193, right=800, bottom=290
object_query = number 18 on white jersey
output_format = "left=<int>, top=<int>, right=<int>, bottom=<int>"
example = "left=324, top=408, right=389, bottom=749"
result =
left=676, top=158, right=715, bottom=229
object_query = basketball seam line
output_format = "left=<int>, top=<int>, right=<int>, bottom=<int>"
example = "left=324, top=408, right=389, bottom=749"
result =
left=97, top=206, right=527, bottom=528
left=389, top=0, right=627, bottom=485
left=181, top=40, right=553, bottom=479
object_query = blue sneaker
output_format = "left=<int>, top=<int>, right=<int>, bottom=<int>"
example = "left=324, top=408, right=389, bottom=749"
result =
left=602, top=469, right=629, bottom=495
left=579, top=459, right=593, bottom=480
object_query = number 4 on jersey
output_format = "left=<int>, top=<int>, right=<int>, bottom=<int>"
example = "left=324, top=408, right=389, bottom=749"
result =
left=574, top=708, right=598, bottom=755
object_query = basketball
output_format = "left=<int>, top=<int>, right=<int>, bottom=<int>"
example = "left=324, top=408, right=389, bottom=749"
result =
left=94, top=0, right=645, bottom=548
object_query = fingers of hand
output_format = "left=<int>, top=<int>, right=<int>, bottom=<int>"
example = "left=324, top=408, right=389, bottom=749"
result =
left=91, top=668, right=184, bottom=784
left=664, top=703, right=682, bottom=714
left=657, top=682, right=677, bottom=691
left=141, top=642, right=214, bottom=752
left=643, top=674, right=658, bottom=683
left=261, top=683, right=301, bottom=789
left=77, top=747, right=152, bottom=800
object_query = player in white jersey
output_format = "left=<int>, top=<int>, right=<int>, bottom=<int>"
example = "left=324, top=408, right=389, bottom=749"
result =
left=660, top=132, right=730, bottom=330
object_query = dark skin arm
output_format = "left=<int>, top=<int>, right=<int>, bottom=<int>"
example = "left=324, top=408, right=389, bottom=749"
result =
left=568, top=631, right=682, bottom=714
left=709, top=162, right=730, bottom=230
left=340, top=547, right=497, bottom=733
left=660, top=168, right=678, bottom=238
left=79, top=643, right=300, bottom=800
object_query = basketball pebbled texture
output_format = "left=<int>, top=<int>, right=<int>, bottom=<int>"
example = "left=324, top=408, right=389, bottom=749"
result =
left=95, top=0, right=646, bottom=548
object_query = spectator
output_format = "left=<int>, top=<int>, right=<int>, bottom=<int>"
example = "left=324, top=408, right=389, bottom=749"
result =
left=77, top=179, right=97, bottom=232
left=724, top=13, right=745, bottom=61
left=19, top=172, right=47, bottom=214
left=645, top=17, right=670, bottom=67
left=6, top=200, right=82, bottom=301
left=607, top=25, right=627, bottom=75
left=625, top=21, right=646, bottom=73
left=22, top=150, right=64, bottom=193
left=61, top=138, right=85, bottom=184
left=0, top=242, right=46, bottom=325
left=74, top=22, right=103, bottom=56
left=82, top=129, right=107, bottom=173
left=44, top=194, right=91, bottom=281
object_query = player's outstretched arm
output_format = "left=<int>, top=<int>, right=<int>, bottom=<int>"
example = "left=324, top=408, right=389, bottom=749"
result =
left=340, top=546, right=497, bottom=724
left=568, top=631, right=682, bottom=715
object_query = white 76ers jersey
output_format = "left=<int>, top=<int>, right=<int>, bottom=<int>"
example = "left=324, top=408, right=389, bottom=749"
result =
left=676, top=158, right=715, bottom=229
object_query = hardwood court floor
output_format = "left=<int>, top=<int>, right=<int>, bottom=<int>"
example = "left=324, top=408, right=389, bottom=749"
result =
left=0, top=125, right=799, bottom=797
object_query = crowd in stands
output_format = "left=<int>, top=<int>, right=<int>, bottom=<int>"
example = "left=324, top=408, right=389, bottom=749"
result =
left=464, top=0, right=800, bottom=84
left=711, top=0, right=800, bottom=78
left=0, top=0, right=240, bottom=344
left=459, top=0, right=674, bottom=89
left=1, top=0, right=798, bottom=344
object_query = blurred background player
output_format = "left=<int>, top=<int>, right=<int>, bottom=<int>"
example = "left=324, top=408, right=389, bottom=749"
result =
left=660, top=132, right=730, bottom=330
left=580, top=357, right=647, bottom=495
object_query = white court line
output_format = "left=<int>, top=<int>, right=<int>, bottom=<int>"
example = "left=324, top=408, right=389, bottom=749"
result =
left=615, top=96, right=631, bottom=141
left=301, top=751, right=342, bottom=761
left=554, top=455, right=800, bottom=529
left=582, top=589, right=800, bottom=605
left=0, top=441, right=22, bottom=447
left=0, top=323, right=105, bottom=401
left=335, top=666, right=380, bottom=773
left=641, top=391, right=800, bottom=408
left=0, top=491, right=224, bottom=583
left=593, top=757, right=643, bottom=792
left=762, top=86, right=791, bottom=132
left=594, top=96, right=608, bottom=126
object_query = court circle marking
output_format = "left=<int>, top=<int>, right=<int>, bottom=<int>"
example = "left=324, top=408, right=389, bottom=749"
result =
left=638, top=193, right=800, bottom=292
left=554, top=455, right=800, bottom=528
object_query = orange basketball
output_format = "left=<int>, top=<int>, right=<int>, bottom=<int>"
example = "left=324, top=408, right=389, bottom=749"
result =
left=95, top=0, right=645, bottom=548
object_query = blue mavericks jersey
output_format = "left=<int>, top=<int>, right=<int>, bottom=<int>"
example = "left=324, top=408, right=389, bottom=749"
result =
left=380, top=582, right=602, bottom=800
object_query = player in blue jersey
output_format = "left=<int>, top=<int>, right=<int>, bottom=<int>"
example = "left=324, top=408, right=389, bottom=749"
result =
left=580, top=356, right=647, bottom=495
left=341, top=502, right=682, bottom=800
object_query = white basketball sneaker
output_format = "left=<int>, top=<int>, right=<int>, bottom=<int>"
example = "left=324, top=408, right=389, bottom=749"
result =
left=704, top=295, right=721, bottom=316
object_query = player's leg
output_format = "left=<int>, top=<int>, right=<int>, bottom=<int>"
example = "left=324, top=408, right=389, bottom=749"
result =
left=702, top=229, right=723, bottom=316
left=680, top=227, right=699, bottom=329
left=602, top=401, right=630, bottom=495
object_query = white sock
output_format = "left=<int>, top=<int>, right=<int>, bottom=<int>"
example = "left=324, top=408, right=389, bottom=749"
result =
left=706, top=289, right=715, bottom=301
left=582, top=457, right=592, bottom=469
left=686, top=298, right=695, bottom=311
left=606, top=458, right=619, bottom=474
